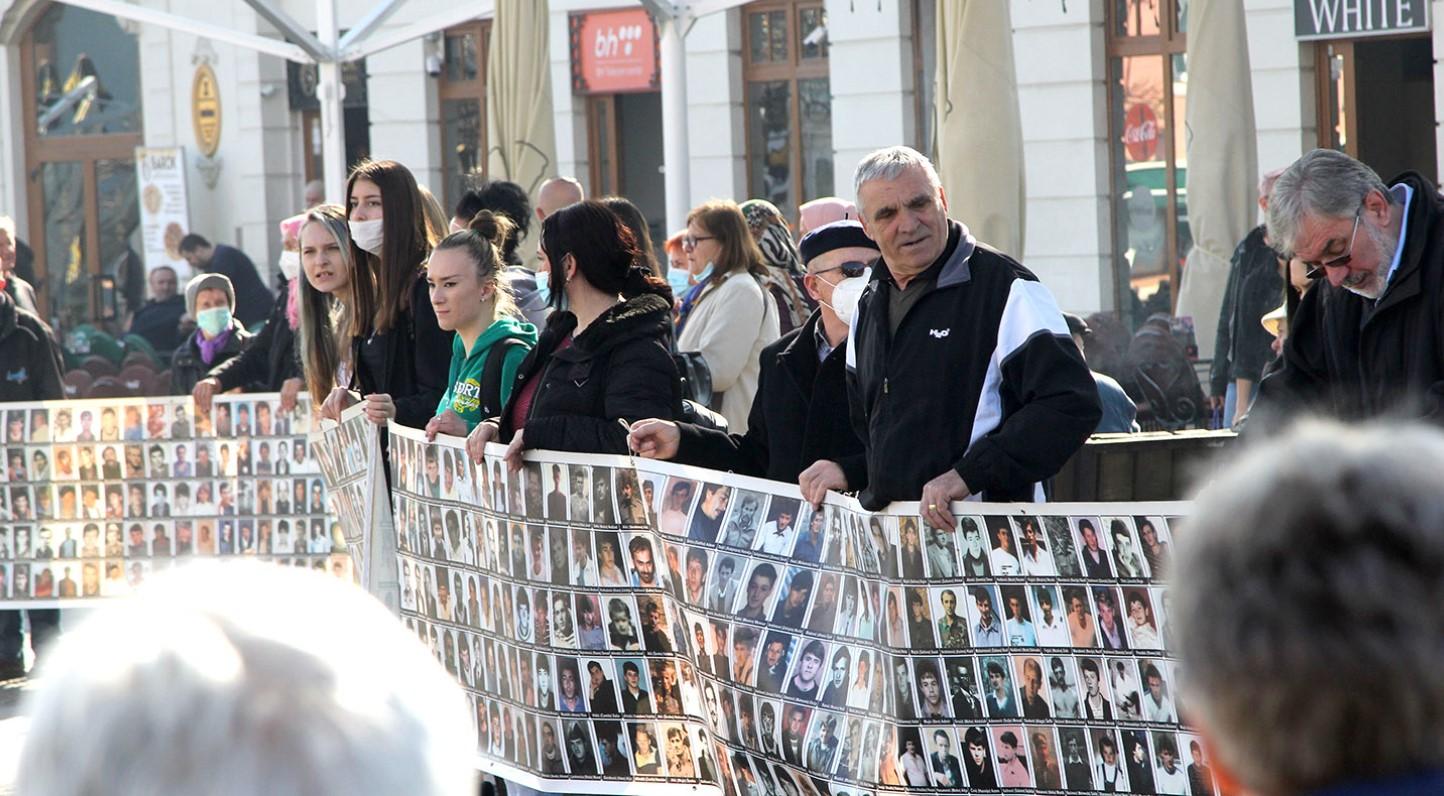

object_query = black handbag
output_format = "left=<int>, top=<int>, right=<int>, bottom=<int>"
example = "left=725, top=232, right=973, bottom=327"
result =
left=672, top=350, right=714, bottom=408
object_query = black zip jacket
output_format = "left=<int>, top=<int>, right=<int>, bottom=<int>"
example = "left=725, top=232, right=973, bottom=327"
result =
left=498, top=293, right=678, bottom=454
left=0, top=290, right=63, bottom=402
left=208, top=280, right=300, bottom=392
left=675, top=310, right=867, bottom=486
left=845, top=220, right=1100, bottom=508
left=1254, top=172, right=1444, bottom=424
left=1210, top=224, right=1284, bottom=394
left=352, top=274, right=454, bottom=430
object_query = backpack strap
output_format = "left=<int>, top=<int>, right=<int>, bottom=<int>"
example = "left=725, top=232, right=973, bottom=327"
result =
left=479, top=338, right=528, bottom=418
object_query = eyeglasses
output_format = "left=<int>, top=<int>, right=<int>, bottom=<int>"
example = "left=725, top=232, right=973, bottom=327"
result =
left=682, top=235, right=716, bottom=250
left=1302, top=209, right=1362, bottom=280
left=811, top=261, right=870, bottom=280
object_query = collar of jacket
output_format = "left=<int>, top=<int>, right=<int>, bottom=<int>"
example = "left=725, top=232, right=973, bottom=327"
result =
left=1370, top=171, right=1438, bottom=316
left=551, top=293, right=672, bottom=363
left=868, top=219, right=976, bottom=291
left=776, top=310, right=836, bottom=391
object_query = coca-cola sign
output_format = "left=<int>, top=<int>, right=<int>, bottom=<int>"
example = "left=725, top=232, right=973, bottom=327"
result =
left=1123, top=103, right=1160, bottom=162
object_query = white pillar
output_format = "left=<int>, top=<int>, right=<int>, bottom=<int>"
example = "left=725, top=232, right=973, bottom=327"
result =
left=316, top=0, right=345, bottom=204
left=659, top=16, right=691, bottom=235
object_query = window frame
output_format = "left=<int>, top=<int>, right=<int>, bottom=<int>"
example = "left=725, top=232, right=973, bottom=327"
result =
left=436, top=19, right=491, bottom=212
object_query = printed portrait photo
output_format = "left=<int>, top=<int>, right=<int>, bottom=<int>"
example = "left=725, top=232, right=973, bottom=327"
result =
left=980, top=655, right=1017, bottom=719
left=756, top=496, right=801, bottom=556
left=656, top=477, right=697, bottom=538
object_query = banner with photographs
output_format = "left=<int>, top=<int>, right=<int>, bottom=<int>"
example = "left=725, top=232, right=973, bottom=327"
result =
left=0, top=394, right=353, bottom=607
left=308, top=403, right=383, bottom=589
left=381, top=423, right=1204, bottom=795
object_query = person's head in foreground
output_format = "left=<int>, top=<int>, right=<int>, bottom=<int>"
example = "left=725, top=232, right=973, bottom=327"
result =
left=1174, top=420, right=1444, bottom=796
left=17, top=561, right=475, bottom=796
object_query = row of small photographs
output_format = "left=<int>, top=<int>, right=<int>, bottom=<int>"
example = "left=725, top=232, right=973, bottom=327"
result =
left=0, top=517, right=343, bottom=563
left=314, top=414, right=374, bottom=487
left=0, top=397, right=311, bottom=445
left=451, top=455, right=1176, bottom=584
left=396, top=517, right=1173, bottom=655
left=0, top=477, right=329, bottom=524
left=0, top=553, right=352, bottom=599
left=445, top=454, right=1177, bottom=583
left=1, top=438, right=321, bottom=485
left=470, top=702, right=719, bottom=782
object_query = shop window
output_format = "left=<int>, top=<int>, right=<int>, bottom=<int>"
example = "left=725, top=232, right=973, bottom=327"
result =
left=1106, top=0, right=1188, bottom=321
left=743, top=1, right=832, bottom=216
left=21, top=3, right=143, bottom=329
left=438, top=21, right=491, bottom=213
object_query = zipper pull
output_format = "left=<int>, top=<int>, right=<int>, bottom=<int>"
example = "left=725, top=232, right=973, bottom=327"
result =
left=884, top=378, right=889, bottom=394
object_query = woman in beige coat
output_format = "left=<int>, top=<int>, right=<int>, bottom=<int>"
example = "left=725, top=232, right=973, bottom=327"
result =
left=676, top=200, right=780, bottom=433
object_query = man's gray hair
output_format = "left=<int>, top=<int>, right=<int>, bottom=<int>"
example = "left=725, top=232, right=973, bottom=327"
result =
left=1266, top=149, right=1390, bottom=256
left=1174, top=420, right=1444, bottom=795
left=18, top=562, right=475, bottom=796
left=853, top=146, right=942, bottom=201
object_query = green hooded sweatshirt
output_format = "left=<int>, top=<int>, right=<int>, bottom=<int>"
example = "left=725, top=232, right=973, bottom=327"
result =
left=436, top=316, right=538, bottom=430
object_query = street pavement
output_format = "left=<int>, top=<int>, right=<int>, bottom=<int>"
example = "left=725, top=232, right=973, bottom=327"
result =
left=0, top=676, right=30, bottom=794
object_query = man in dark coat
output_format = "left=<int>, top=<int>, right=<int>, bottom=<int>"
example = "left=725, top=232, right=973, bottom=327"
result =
left=829, top=146, right=1098, bottom=527
left=178, top=233, right=272, bottom=327
left=1253, top=149, right=1444, bottom=426
left=0, top=286, right=63, bottom=680
left=127, top=266, right=187, bottom=356
left=626, top=221, right=874, bottom=488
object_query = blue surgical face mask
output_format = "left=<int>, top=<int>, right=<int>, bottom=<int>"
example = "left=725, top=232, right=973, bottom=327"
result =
left=694, top=262, right=715, bottom=285
left=534, top=268, right=551, bottom=306
left=196, top=306, right=232, bottom=337
left=666, top=266, right=691, bottom=296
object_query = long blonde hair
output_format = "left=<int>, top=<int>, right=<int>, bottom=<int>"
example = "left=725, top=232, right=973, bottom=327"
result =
left=297, top=204, right=374, bottom=404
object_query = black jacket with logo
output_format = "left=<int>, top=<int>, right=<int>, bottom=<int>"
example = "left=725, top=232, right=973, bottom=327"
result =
left=845, top=220, right=1100, bottom=508
left=675, top=310, right=867, bottom=486
left=499, top=293, right=679, bottom=454
left=0, top=289, right=63, bottom=402
left=1255, top=172, right=1444, bottom=424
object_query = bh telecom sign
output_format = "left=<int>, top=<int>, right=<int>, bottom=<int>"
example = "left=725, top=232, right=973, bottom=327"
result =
left=1296, top=0, right=1430, bottom=39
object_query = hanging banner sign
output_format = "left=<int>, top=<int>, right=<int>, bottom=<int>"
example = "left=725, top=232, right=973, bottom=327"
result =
left=358, top=422, right=1209, bottom=794
left=135, top=146, right=193, bottom=276
left=571, top=8, right=660, bottom=94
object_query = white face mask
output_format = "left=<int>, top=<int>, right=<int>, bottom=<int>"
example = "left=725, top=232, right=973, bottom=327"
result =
left=349, top=218, right=384, bottom=255
left=278, top=250, right=301, bottom=281
left=822, top=270, right=870, bottom=326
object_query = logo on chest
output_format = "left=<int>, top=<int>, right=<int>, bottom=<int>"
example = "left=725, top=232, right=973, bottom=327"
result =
left=928, top=328, right=951, bottom=340
left=6, top=367, right=27, bottom=384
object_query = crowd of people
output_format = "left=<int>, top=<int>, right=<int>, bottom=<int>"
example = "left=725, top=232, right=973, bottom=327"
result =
left=6, top=142, right=1444, bottom=794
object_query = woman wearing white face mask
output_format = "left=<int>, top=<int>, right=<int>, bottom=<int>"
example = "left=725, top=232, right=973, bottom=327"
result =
left=192, top=213, right=308, bottom=415
left=171, top=273, right=251, bottom=394
left=628, top=220, right=876, bottom=496
left=319, top=159, right=453, bottom=429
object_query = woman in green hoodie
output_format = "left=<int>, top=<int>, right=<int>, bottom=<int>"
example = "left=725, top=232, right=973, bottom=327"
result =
left=424, top=210, right=538, bottom=438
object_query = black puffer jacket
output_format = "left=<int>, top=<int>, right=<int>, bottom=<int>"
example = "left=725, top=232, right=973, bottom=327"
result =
left=0, top=290, right=63, bottom=402
left=499, top=293, right=679, bottom=454
left=208, top=280, right=299, bottom=392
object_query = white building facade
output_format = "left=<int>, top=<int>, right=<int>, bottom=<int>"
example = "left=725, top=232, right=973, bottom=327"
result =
left=0, top=0, right=1437, bottom=337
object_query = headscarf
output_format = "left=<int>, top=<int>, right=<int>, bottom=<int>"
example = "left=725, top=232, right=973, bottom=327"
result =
left=739, top=199, right=811, bottom=333
left=280, top=213, right=307, bottom=330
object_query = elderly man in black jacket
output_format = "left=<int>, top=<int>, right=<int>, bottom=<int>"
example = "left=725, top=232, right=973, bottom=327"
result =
left=1254, top=149, right=1444, bottom=426
left=627, top=221, right=874, bottom=487
left=819, top=146, right=1099, bottom=527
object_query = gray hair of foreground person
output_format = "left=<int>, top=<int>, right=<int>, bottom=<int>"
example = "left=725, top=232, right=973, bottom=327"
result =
left=1265, top=148, right=1392, bottom=256
left=1173, top=420, right=1444, bottom=796
left=17, top=561, right=475, bottom=796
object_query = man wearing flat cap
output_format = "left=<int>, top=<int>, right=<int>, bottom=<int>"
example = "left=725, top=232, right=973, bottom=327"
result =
left=628, top=220, right=875, bottom=488
left=812, top=146, right=1099, bottom=526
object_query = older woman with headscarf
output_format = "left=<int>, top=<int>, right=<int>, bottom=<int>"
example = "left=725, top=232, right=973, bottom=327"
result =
left=740, top=199, right=812, bottom=336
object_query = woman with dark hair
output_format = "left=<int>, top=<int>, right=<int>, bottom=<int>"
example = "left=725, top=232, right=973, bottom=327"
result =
left=465, top=200, right=678, bottom=463
left=675, top=200, right=780, bottom=433
left=319, top=159, right=453, bottom=429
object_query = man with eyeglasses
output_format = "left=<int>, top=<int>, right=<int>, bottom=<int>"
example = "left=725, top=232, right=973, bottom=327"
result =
left=628, top=220, right=875, bottom=488
left=1253, top=148, right=1444, bottom=426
